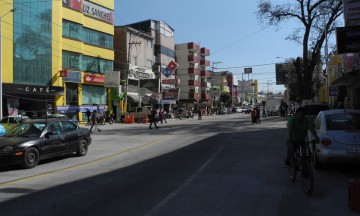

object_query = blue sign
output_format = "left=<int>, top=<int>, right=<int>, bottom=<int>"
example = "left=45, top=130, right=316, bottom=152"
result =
left=63, top=71, right=82, bottom=83
left=162, top=67, right=172, bottom=77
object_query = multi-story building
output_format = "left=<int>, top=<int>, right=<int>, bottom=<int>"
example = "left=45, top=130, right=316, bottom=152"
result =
left=175, top=42, right=211, bottom=109
left=114, top=26, right=156, bottom=114
left=1, top=0, right=114, bottom=121
left=125, top=19, right=176, bottom=110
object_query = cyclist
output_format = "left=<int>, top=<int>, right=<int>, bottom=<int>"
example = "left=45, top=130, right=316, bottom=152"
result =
left=285, top=107, right=319, bottom=166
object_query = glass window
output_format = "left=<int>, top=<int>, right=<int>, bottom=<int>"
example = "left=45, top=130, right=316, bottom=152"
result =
left=82, top=85, right=106, bottom=105
left=63, top=51, right=82, bottom=70
left=60, top=121, right=77, bottom=133
left=47, top=122, right=62, bottom=134
left=83, top=28, right=113, bottom=49
left=14, top=0, right=52, bottom=85
left=66, top=83, right=78, bottom=106
left=63, top=20, right=82, bottom=41
left=146, top=60, right=152, bottom=68
left=83, top=56, right=99, bottom=73
left=326, top=113, right=360, bottom=131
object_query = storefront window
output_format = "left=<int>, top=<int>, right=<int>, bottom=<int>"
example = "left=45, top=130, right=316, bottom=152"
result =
left=82, top=85, right=106, bottom=105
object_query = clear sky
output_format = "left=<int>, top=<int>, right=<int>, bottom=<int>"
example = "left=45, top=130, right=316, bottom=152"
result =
left=114, top=0, right=337, bottom=93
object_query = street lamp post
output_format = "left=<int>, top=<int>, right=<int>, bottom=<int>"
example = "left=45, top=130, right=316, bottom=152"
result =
left=0, top=8, right=16, bottom=119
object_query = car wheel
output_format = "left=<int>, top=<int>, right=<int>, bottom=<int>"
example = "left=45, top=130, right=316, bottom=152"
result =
left=76, top=139, right=88, bottom=156
left=21, top=147, right=39, bottom=169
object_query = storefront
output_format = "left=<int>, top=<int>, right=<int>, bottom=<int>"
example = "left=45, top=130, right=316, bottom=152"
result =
left=2, top=83, right=64, bottom=117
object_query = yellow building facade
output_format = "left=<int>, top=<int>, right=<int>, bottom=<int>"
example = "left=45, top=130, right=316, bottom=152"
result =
left=1, top=0, right=114, bottom=121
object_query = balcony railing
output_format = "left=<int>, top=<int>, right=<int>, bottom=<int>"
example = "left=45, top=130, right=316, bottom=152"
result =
left=200, top=59, right=210, bottom=67
left=188, top=68, right=201, bottom=75
left=188, top=55, right=200, bottom=63
left=188, top=92, right=199, bottom=99
left=200, top=47, right=210, bottom=56
left=188, top=80, right=201, bottom=86
left=188, top=42, right=200, bottom=51
left=200, top=70, right=212, bottom=77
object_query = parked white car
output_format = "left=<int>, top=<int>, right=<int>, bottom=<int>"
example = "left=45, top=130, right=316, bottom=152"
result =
left=308, top=109, right=360, bottom=169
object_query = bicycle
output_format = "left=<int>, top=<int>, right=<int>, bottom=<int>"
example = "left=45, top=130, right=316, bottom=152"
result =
left=288, top=140, right=316, bottom=195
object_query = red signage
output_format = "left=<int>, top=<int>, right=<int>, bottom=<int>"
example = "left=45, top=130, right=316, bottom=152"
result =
left=167, top=60, right=179, bottom=72
left=60, top=69, right=68, bottom=77
left=162, top=79, right=180, bottom=84
left=84, top=74, right=105, bottom=83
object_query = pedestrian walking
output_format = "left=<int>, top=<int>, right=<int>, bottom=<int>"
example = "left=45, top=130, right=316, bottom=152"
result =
left=198, top=109, right=202, bottom=120
left=149, top=108, right=159, bottom=129
left=255, top=107, right=261, bottom=123
left=86, top=109, right=91, bottom=123
left=160, top=109, right=167, bottom=123
left=90, top=110, right=101, bottom=133
left=262, top=107, right=267, bottom=118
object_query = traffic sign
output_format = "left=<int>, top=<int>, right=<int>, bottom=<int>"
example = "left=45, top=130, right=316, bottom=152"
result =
left=329, top=86, right=338, bottom=96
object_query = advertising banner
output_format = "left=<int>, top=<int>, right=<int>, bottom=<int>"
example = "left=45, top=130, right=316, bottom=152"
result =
left=62, top=0, right=82, bottom=11
left=83, top=1, right=114, bottom=24
left=162, top=88, right=180, bottom=100
left=104, top=71, right=120, bottom=87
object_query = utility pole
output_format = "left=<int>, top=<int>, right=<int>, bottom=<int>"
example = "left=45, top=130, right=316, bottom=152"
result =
left=123, top=31, right=141, bottom=113
left=211, top=61, right=221, bottom=108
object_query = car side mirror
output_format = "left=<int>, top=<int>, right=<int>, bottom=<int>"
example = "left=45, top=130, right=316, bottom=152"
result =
left=45, top=131, right=56, bottom=139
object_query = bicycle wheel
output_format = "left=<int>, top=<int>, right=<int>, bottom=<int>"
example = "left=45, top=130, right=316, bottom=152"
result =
left=300, top=160, right=314, bottom=195
left=288, top=156, right=297, bottom=182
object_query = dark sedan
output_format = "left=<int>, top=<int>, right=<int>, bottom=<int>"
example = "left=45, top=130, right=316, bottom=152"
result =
left=0, top=119, right=92, bottom=169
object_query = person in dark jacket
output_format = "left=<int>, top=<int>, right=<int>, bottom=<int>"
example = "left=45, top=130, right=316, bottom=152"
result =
left=149, top=108, right=159, bottom=129
left=90, top=110, right=101, bottom=133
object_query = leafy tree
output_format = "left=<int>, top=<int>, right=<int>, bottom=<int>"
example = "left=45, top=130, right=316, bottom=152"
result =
left=257, top=0, right=343, bottom=99
left=220, top=92, right=232, bottom=107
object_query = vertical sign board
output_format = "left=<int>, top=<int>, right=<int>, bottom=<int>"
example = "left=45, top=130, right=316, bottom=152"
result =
left=275, top=63, right=289, bottom=85
left=336, top=26, right=360, bottom=54
left=344, top=0, right=360, bottom=26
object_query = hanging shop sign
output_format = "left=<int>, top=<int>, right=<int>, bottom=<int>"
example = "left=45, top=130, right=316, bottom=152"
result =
left=161, top=79, right=180, bottom=84
left=162, top=88, right=180, bottom=100
left=62, top=71, right=82, bottom=83
left=84, top=74, right=105, bottom=84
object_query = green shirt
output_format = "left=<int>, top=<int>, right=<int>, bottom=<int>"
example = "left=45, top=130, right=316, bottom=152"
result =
left=287, top=116, right=313, bottom=142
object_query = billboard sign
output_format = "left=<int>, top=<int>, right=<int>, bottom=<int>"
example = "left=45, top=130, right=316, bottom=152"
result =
left=104, top=71, right=120, bottom=87
left=275, top=63, right=290, bottom=85
left=336, top=26, right=360, bottom=54
left=244, top=68, right=252, bottom=74
left=344, top=0, right=360, bottom=26
left=162, top=88, right=180, bottom=100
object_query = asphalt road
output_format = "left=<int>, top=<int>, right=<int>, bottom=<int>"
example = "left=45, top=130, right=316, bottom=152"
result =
left=0, top=114, right=359, bottom=216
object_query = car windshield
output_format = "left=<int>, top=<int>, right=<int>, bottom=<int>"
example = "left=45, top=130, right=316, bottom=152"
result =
left=326, top=113, right=360, bottom=131
left=6, top=123, right=46, bottom=137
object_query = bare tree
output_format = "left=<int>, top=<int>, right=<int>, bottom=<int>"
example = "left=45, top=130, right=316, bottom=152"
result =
left=257, top=0, right=343, bottom=100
